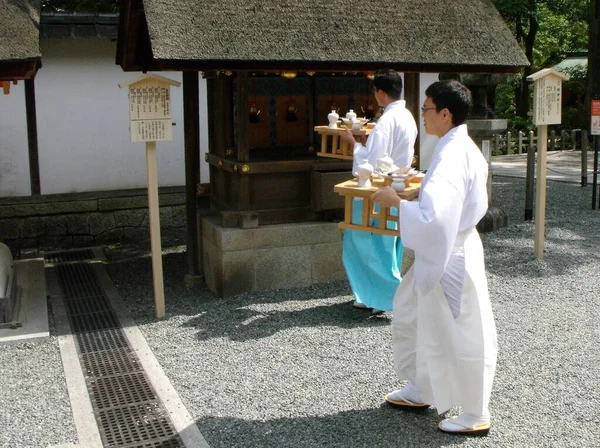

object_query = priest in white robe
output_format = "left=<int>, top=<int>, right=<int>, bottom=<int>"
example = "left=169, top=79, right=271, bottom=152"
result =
left=340, top=69, right=417, bottom=314
left=371, top=79, right=497, bottom=435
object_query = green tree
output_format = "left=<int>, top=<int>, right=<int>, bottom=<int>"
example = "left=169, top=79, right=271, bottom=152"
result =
left=586, top=0, right=599, bottom=132
left=492, top=0, right=589, bottom=126
left=41, top=0, right=119, bottom=13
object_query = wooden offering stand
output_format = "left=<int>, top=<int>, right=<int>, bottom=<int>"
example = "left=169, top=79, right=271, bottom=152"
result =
left=314, top=125, right=373, bottom=160
left=334, top=176, right=421, bottom=236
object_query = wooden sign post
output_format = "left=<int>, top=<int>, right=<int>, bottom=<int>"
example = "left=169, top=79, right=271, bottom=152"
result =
left=526, top=68, right=569, bottom=259
left=119, top=74, right=181, bottom=318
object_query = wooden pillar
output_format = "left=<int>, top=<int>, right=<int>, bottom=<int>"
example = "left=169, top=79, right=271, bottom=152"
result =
left=235, top=71, right=251, bottom=215
left=183, top=71, right=202, bottom=281
left=308, top=75, right=315, bottom=150
left=403, top=72, right=420, bottom=165
left=25, top=78, right=40, bottom=195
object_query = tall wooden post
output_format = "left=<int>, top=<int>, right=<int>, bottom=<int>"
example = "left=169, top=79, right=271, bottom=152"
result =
left=119, top=73, right=181, bottom=318
left=25, top=79, right=40, bottom=195
left=527, top=68, right=569, bottom=259
left=145, top=141, right=165, bottom=317
left=534, top=125, right=547, bottom=258
left=183, top=71, right=202, bottom=285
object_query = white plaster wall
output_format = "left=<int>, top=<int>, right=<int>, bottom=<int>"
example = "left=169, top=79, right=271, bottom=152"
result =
left=0, top=38, right=210, bottom=197
left=0, top=81, right=30, bottom=196
left=419, top=73, right=440, bottom=170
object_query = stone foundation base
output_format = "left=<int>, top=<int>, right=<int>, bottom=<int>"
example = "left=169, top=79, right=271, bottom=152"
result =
left=0, top=187, right=186, bottom=254
left=202, top=217, right=346, bottom=297
left=477, top=206, right=509, bottom=233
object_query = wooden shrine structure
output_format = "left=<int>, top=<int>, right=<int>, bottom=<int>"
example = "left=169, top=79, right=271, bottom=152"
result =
left=116, top=0, right=529, bottom=294
left=0, top=0, right=42, bottom=196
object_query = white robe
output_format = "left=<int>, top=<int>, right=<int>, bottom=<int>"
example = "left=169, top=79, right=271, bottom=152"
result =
left=352, top=100, right=417, bottom=174
left=394, top=124, right=497, bottom=417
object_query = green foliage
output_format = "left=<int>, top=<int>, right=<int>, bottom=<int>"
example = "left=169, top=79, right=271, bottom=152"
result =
left=492, top=0, right=589, bottom=130
left=41, top=0, right=119, bottom=13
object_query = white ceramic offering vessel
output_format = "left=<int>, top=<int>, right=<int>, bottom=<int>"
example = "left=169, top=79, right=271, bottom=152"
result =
left=391, top=178, right=406, bottom=192
left=377, top=154, right=395, bottom=173
left=327, top=110, right=339, bottom=128
left=356, top=159, right=374, bottom=187
left=346, top=109, right=357, bottom=121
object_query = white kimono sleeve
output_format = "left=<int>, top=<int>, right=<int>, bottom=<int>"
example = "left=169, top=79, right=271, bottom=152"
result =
left=399, top=172, right=465, bottom=296
left=352, top=127, right=390, bottom=175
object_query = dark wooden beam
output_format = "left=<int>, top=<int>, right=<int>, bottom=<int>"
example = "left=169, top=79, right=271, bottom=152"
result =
left=235, top=72, right=251, bottom=214
left=0, top=60, right=40, bottom=80
left=403, top=73, right=420, bottom=166
left=116, top=0, right=158, bottom=72
left=183, top=71, right=201, bottom=279
left=24, top=79, right=40, bottom=195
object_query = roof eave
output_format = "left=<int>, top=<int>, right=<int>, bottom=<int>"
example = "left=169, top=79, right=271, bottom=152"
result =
left=0, top=59, right=42, bottom=81
left=148, top=58, right=528, bottom=74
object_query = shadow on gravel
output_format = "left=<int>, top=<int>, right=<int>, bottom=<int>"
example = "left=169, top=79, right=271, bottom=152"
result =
left=194, top=405, right=471, bottom=448
left=181, top=299, right=390, bottom=342
left=485, top=177, right=600, bottom=279
left=104, top=246, right=378, bottom=342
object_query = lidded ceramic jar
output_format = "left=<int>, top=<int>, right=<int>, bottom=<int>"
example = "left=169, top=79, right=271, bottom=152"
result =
left=377, top=154, right=394, bottom=173
left=327, top=109, right=339, bottom=128
left=356, top=159, right=374, bottom=187
left=346, top=109, right=357, bottom=121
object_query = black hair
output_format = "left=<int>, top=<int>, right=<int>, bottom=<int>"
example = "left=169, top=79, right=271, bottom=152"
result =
left=424, top=80, right=472, bottom=126
left=373, top=69, right=403, bottom=100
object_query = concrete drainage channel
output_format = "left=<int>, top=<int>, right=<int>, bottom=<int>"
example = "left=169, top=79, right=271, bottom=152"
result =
left=45, top=248, right=209, bottom=448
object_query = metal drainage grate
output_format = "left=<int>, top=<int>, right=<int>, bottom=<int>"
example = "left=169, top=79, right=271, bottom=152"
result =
left=45, top=248, right=97, bottom=264
left=98, top=403, right=179, bottom=447
left=53, top=261, right=184, bottom=448
left=81, top=348, right=142, bottom=377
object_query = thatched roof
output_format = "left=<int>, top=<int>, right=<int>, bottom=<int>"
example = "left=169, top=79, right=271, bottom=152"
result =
left=118, top=0, right=528, bottom=73
left=0, top=0, right=41, bottom=79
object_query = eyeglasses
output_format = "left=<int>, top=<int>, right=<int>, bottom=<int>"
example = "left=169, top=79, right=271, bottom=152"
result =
left=421, top=105, right=437, bottom=113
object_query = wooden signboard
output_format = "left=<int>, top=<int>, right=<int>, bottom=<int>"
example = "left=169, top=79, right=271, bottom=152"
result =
left=120, top=73, right=180, bottom=142
left=528, top=68, right=568, bottom=126
left=526, top=68, right=569, bottom=259
left=119, top=74, right=181, bottom=318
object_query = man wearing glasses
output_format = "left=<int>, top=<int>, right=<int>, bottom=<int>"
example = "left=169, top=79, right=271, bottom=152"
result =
left=371, top=79, right=497, bottom=435
left=339, top=69, right=418, bottom=315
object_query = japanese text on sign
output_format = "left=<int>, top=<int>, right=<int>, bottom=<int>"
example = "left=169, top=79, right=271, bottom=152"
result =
left=591, top=100, right=600, bottom=136
left=532, top=76, right=562, bottom=126
left=127, top=83, right=173, bottom=142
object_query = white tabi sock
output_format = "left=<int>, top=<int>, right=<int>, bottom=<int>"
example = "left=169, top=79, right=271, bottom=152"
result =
left=387, top=382, right=423, bottom=404
left=440, top=412, right=490, bottom=431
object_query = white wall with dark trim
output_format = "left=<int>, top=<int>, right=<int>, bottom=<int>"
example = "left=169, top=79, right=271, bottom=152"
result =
left=0, top=38, right=210, bottom=197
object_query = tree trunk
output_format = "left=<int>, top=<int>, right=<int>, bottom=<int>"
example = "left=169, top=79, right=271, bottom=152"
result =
left=516, top=14, right=538, bottom=118
left=586, top=0, right=599, bottom=130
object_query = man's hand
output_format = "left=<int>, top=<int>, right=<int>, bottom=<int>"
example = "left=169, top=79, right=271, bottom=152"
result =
left=340, top=128, right=356, bottom=146
left=371, top=186, right=401, bottom=209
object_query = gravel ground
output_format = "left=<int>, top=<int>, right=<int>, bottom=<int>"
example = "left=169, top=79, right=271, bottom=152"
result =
left=0, top=304, right=78, bottom=448
left=2, top=175, right=600, bottom=448
left=105, top=175, right=600, bottom=448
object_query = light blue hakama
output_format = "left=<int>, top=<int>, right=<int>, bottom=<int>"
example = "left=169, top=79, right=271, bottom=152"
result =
left=342, top=199, right=403, bottom=311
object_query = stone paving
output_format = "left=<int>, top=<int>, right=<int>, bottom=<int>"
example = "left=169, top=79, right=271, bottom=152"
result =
left=491, top=149, right=597, bottom=183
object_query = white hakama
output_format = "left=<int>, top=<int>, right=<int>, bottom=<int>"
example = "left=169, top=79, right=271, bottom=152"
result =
left=393, top=125, right=498, bottom=417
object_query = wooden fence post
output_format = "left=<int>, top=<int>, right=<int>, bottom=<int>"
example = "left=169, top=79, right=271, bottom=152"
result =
left=582, top=129, right=588, bottom=187
left=506, top=131, right=512, bottom=155
left=571, top=129, right=577, bottom=150
left=561, top=130, right=566, bottom=151
left=518, top=130, right=524, bottom=154
left=525, top=130, right=536, bottom=220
